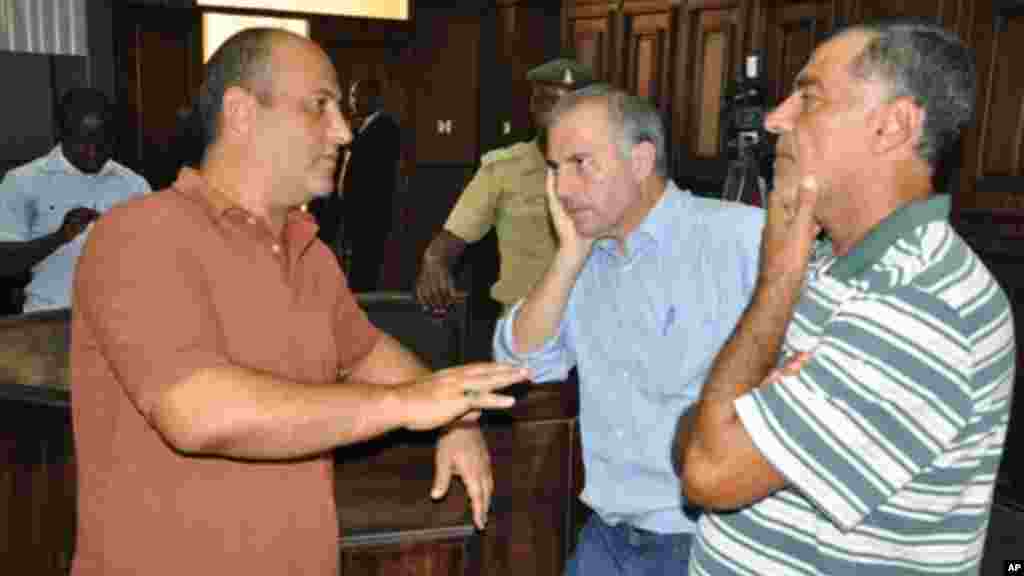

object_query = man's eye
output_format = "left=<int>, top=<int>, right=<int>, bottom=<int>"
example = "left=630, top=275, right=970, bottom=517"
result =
left=579, top=157, right=598, bottom=175
left=311, top=98, right=330, bottom=113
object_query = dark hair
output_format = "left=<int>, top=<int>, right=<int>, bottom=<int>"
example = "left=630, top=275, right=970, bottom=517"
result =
left=59, top=87, right=111, bottom=138
left=548, top=83, right=668, bottom=177
left=847, top=19, right=975, bottom=167
left=196, top=27, right=283, bottom=156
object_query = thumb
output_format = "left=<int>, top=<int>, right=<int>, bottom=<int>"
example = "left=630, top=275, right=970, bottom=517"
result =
left=431, top=460, right=453, bottom=500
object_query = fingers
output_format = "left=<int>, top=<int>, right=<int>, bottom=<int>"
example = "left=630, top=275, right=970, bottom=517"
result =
left=430, top=458, right=452, bottom=500
left=467, top=473, right=489, bottom=530
left=416, top=269, right=461, bottom=315
left=545, top=170, right=564, bottom=224
left=780, top=351, right=812, bottom=376
left=434, top=427, right=494, bottom=530
left=764, top=351, right=813, bottom=385
left=459, top=410, right=482, bottom=423
left=453, top=362, right=528, bottom=394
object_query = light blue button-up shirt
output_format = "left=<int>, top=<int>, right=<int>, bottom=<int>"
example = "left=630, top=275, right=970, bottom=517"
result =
left=0, top=145, right=151, bottom=312
left=494, top=181, right=763, bottom=534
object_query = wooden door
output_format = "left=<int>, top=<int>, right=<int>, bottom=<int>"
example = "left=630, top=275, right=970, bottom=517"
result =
left=958, top=1, right=1024, bottom=212
left=760, top=0, right=838, bottom=113
left=671, top=0, right=747, bottom=193
left=567, top=2, right=618, bottom=84
left=113, top=6, right=201, bottom=190
left=413, top=9, right=481, bottom=165
left=492, top=0, right=563, bottom=148
left=844, top=0, right=972, bottom=32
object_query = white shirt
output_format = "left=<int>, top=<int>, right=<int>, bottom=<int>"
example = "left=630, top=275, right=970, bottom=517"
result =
left=0, top=145, right=151, bottom=312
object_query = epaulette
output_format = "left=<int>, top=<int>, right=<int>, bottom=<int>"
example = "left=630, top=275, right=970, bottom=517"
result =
left=480, top=142, right=528, bottom=166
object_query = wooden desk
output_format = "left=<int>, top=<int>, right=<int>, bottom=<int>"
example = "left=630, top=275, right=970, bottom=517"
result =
left=0, top=305, right=583, bottom=575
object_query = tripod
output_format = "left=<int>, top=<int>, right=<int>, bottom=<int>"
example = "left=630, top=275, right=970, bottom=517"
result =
left=722, top=143, right=767, bottom=207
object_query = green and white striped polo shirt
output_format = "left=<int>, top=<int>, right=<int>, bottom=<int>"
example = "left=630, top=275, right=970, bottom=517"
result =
left=690, top=196, right=1016, bottom=576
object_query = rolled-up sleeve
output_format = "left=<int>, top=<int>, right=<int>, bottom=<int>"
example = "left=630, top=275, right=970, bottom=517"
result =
left=493, top=299, right=576, bottom=383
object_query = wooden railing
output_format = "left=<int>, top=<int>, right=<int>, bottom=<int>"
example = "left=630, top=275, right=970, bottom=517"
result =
left=0, top=296, right=583, bottom=575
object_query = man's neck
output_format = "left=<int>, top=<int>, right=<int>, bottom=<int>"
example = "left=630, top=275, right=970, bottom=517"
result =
left=828, top=170, right=932, bottom=257
left=201, top=150, right=289, bottom=238
left=613, top=176, right=667, bottom=253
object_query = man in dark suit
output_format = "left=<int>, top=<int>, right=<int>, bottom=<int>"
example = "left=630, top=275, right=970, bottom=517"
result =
left=315, top=77, right=401, bottom=292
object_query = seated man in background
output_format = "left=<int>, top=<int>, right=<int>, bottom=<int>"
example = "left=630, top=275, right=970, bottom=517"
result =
left=494, top=84, right=764, bottom=575
left=675, top=19, right=1016, bottom=575
left=70, top=28, right=526, bottom=576
left=415, top=58, right=594, bottom=315
left=0, top=87, right=150, bottom=313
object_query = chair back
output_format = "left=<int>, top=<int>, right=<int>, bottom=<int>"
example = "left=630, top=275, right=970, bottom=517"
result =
left=355, top=291, right=466, bottom=370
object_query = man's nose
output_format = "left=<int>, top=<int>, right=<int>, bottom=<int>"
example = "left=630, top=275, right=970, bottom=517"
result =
left=765, top=96, right=798, bottom=135
left=331, top=112, right=353, bottom=148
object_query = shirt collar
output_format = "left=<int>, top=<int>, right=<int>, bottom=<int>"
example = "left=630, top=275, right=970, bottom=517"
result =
left=171, top=166, right=318, bottom=239
left=594, top=180, right=686, bottom=260
left=828, top=195, right=951, bottom=281
left=43, top=144, right=116, bottom=177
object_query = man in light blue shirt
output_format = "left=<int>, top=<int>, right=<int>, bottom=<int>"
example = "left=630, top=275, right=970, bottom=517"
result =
left=0, top=88, right=150, bottom=312
left=493, top=84, right=763, bottom=575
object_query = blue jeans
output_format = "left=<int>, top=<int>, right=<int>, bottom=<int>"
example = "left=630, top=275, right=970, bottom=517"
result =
left=564, top=514, right=693, bottom=576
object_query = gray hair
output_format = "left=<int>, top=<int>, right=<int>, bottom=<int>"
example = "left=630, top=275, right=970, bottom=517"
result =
left=547, top=84, right=668, bottom=177
left=197, top=27, right=285, bottom=156
left=846, top=19, right=975, bottom=168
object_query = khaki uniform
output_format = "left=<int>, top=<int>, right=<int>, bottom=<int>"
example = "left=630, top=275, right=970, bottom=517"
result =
left=444, top=140, right=554, bottom=306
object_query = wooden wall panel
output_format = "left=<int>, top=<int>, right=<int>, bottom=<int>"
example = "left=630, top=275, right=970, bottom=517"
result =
left=0, top=401, right=76, bottom=575
left=342, top=536, right=476, bottom=576
left=413, top=11, right=481, bottom=165
left=113, top=6, right=201, bottom=189
left=671, top=1, right=745, bottom=194
left=968, top=6, right=1024, bottom=210
left=761, top=1, right=836, bottom=110
left=569, top=13, right=614, bottom=83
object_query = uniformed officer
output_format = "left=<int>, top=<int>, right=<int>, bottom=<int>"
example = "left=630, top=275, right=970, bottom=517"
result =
left=415, top=58, right=595, bottom=314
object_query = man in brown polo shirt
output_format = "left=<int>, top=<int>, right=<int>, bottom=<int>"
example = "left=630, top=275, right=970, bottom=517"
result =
left=69, top=28, right=526, bottom=576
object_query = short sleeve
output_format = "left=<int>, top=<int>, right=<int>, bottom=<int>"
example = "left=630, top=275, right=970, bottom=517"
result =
left=735, top=285, right=972, bottom=531
left=444, top=163, right=501, bottom=243
left=74, top=204, right=229, bottom=417
left=0, top=172, right=32, bottom=241
left=332, top=275, right=381, bottom=370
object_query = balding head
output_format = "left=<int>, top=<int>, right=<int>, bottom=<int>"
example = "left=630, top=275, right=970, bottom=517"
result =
left=197, top=28, right=304, bottom=156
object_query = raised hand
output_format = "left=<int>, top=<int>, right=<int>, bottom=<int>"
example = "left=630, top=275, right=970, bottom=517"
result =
left=545, top=170, right=594, bottom=266
left=759, top=175, right=821, bottom=286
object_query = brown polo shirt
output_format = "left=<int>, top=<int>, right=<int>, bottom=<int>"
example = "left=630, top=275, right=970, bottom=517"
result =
left=70, top=168, right=380, bottom=575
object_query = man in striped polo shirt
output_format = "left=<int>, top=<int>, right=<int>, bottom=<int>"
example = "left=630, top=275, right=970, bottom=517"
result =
left=674, top=19, right=1016, bottom=575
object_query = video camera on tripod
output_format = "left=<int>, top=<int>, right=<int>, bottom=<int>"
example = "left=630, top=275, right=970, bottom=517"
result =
left=721, top=51, right=772, bottom=206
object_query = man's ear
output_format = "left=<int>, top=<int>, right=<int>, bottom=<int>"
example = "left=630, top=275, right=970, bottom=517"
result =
left=874, top=96, right=923, bottom=156
left=220, top=85, right=254, bottom=139
left=630, top=140, right=656, bottom=181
